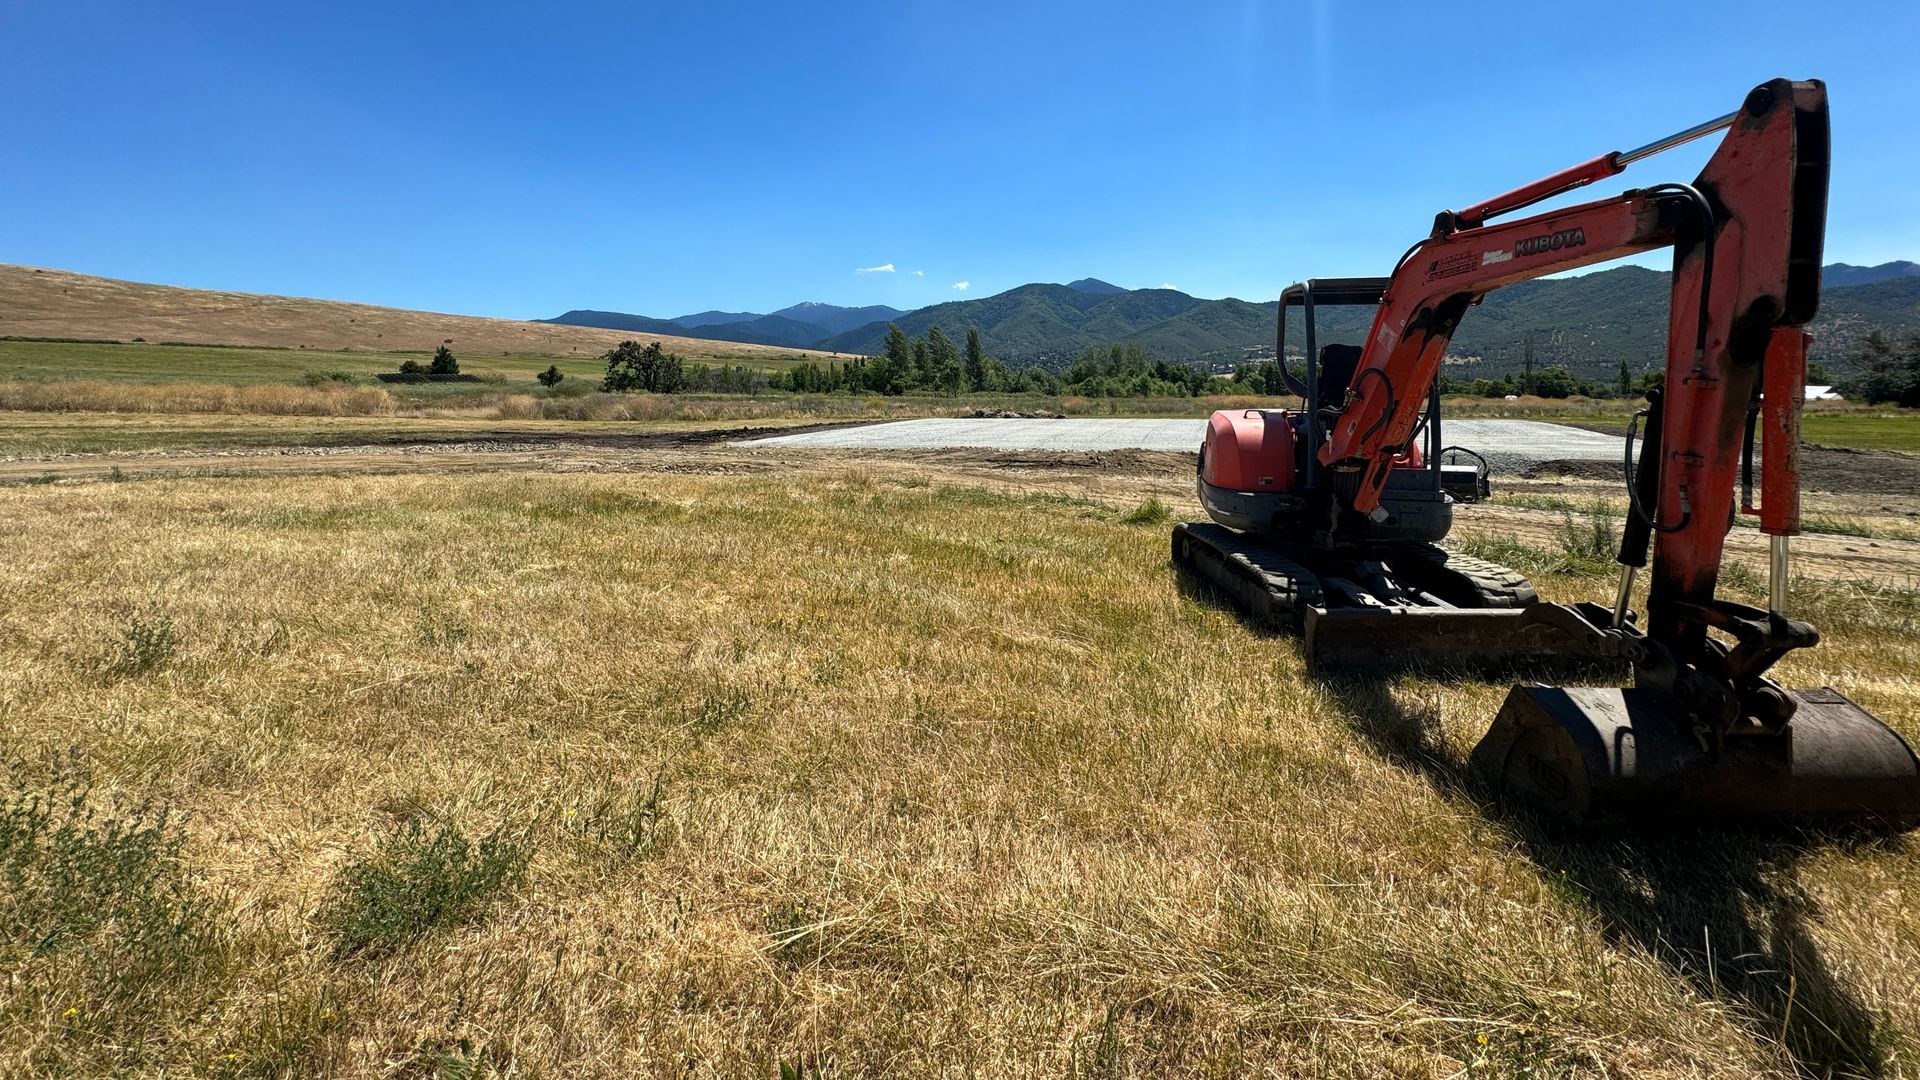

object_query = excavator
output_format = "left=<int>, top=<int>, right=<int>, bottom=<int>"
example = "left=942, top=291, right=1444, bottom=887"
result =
left=1174, top=78, right=1920, bottom=825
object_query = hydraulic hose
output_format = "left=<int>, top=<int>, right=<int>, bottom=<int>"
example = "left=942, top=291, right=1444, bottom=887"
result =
left=1642, top=183, right=1718, bottom=365
left=1623, top=391, right=1691, bottom=536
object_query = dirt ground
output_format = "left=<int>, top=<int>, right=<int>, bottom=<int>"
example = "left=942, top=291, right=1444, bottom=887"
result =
left=6, top=428, right=1919, bottom=587
left=1527, top=445, right=1920, bottom=501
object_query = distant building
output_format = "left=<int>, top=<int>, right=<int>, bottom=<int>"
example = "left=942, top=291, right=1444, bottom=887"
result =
left=1806, top=384, right=1844, bottom=401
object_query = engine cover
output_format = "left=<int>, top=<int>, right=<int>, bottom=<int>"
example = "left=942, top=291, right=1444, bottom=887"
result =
left=1197, top=408, right=1447, bottom=542
left=1199, top=409, right=1298, bottom=492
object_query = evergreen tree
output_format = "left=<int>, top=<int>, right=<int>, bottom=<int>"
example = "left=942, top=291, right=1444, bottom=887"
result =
left=537, top=364, right=564, bottom=388
left=1618, top=357, right=1633, bottom=397
left=1850, top=330, right=1920, bottom=406
left=429, top=344, right=460, bottom=375
left=863, top=352, right=901, bottom=394
left=926, top=327, right=962, bottom=394
left=911, top=339, right=932, bottom=388
left=884, top=323, right=913, bottom=373
left=964, top=326, right=987, bottom=392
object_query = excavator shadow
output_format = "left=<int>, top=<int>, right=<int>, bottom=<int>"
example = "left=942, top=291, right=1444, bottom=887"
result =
left=1320, top=677, right=1900, bottom=1079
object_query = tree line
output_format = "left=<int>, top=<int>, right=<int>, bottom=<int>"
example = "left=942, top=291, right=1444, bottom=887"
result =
left=1844, top=330, right=1920, bottom=405
left=576, top=325, right=1918, bottom=404
left=589, top=324, right=1234, bottom=399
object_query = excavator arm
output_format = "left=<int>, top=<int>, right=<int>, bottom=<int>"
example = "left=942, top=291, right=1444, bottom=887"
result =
left=1304, top=79, right=1917, bottom=823
left=1323, top=78, right=1830, bottom=688
left=1327, top=81, right=1824, bottom=559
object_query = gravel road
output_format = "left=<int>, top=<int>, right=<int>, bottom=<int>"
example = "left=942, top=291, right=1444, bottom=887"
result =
left=738, top=417, right=1623, bottom=473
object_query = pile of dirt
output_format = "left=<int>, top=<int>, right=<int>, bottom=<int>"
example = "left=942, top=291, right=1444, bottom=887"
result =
left=968, top=408, right=1064, bottom=419
left=897, top=447, right=1192, bottom=475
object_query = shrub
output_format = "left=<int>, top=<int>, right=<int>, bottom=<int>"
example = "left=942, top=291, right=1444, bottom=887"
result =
left=107, top=611, right=176, bottom=677
left=537, top=365, right=565, bottom=388
left=398, top=358, right=427, bottom=375
left=495, top=393, right=542, bottom=419
left=319, top=816, right=526, bottom=957
left=1556, top=499, right=1619, bottom=564
left=0, top=751, right=231, bottom=1056
left=300, top=371, right=357, bottom=387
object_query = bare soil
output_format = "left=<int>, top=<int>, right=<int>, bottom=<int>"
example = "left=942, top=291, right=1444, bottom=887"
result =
left=1526, top=445, right=1920, bottom=498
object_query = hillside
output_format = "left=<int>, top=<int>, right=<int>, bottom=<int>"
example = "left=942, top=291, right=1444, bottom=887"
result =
left=0, top=265, right=838, bottom=362
left=1824, top=261, right=1920, bottom=288
left=819, top=266, right=1920, bottom=380
left=817, top=283, right=1275, bottom=366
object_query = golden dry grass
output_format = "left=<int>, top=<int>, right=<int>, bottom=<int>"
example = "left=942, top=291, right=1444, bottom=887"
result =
left=0, top=378, right=402, bottom=417
left=2, top=463, right=1918, bottom=1077
left=0, top=263, right=842, bottom=361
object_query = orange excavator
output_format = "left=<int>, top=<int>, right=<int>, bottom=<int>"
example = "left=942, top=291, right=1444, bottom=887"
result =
left=1174, top=78, right=1920, bottom=824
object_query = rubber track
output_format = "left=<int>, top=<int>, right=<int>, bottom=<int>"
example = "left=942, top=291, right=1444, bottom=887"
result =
left=1400, top=545, right=1538, bottom=609
left=1172, top=523, right=1322, bottom=631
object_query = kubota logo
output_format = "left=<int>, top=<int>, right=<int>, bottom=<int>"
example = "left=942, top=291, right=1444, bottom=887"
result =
left=1514, top=228, right=1587, bottom=257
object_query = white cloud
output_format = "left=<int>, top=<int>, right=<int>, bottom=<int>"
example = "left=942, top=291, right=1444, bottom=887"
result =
left=911, top=269, right=925, bottom=277
left=952, top=281, right=970, bottom=291
left=856, top=263, right=895, bottom=274
left=1159, top=282, right=1179, bottom=290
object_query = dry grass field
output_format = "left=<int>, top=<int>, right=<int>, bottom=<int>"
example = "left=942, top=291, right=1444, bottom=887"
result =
left=4, top=441, right=1920, bottom=1078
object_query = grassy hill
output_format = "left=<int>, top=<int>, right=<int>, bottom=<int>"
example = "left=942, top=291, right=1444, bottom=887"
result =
left=0, top=264, right=840, bottom=365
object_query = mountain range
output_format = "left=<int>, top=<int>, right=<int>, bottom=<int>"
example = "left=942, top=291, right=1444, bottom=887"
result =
left=543, top=262, right=1920, bottom=381
left=544, top=300, right=906, bottom=349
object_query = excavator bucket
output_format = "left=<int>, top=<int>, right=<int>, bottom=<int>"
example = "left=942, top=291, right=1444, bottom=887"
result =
left=1472, top=684, right=1920, bottom=826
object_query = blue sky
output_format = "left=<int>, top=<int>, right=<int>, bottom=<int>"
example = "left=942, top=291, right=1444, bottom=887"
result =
left=4, top=1, right=1916, bottom=320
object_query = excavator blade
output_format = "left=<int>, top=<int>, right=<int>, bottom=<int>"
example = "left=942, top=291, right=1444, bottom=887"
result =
left=1472, top=684, right=1920, bottom=827
left=1172, top=523, right=1620, bottom=674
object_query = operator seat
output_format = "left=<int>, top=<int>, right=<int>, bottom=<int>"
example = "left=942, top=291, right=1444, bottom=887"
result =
left=1317, top=343, right=1363, bottom=402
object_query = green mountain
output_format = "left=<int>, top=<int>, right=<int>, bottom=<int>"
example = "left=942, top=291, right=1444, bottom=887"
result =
left=1823, top=261, right=1920, bottom=288
left=544, top=309, right=689, bottom=336
left=819, top=266, right=1920, bottom=381
left=548, top=264, right=1919, bottom=380
left=545, top=301, right=906, bottom=348
left=817, top=283, right=1272, bottom=366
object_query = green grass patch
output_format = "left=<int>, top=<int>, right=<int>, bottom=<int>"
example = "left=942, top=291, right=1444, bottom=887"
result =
left=319, top=816, right=527, bottom=958
left=1801, top=411, right=1920, bottom=452
left=1118, top=496, right=1173, bottom=525
left=1, top=752, right=234, bottom=1068
left=0, top=338, right=819, bottom=388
